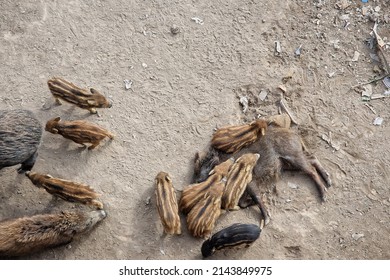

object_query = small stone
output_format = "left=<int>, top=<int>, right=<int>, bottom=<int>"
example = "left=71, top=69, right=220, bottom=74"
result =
left=372, top=65, right=381, bottom=73
left=123, top=79, right=133, bottom=90
left=362, top=7, right=369, bottom=16
left=339, top=14, right=350, bottom=21
left=351, top=51, right=360, bottom=62
left=373, top=117, right=383, bottom=126
left=383, top=77, right=390, bottom=89
left=170, top=25, right=180, bottom=35
left=239, top=96, right=249, bottom=113
left=352, top=233, right=364, bottom=241
left=191, top=17, right=204, bottom=25
left=259, top=90, right=268, bottom=101
left=288, top=182, right=298, bottom=189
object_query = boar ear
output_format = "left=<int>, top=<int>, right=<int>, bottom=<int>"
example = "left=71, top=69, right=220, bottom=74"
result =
left=165, top=174, right=172, bottom=182
left=54, top=116, right=61, bottom=122
left=44, top=174, right=53, bottom=179
left=90, top=88, right=100, bottom=94
left=87, top=100, right=96, bottom=106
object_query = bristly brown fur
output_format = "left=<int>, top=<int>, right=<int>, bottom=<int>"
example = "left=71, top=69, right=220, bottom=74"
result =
left=45, top=117, right=114, bottom=150
left=186, top=180, right=225, bottom=239
left=155, top=172, right=181, bottom=235
left=47, top=77, right=111, bottom=114
left=194, top=126, right=333, bottom=227
left=0, top=210, right=106, bottom=257
left=180, top=158, right=233, bottom=214
left=221, top=153, right=260, bottom=210
left=25, top=171, right=103, bottom=209
left=211, top=119, right=267, bottom=153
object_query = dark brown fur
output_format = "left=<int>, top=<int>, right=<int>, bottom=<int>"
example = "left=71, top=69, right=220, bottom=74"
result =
left=47, top=77, right=112, bottom=114
left=0, top=210, right=106, bottom=257
left=0, top=109, right=42, bottom=173
left=26, top=171, right=103, bottom=209
left=194, top=127, right=332, bottom=224
left=45, top=117, right=114, bottom=150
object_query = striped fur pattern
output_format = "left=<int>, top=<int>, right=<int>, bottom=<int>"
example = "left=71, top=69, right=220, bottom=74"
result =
left=0, top=210, right=106, bottom=257
left=25, top=171, right=103, bottom=209
left=222, top=153, right=260, bottom=210
left=201, top=223, right=261, bottom=258
left=155, top=172, right=181, bottom=235
left=45, top=117, right=114, bottom=150
left=180, top=158, right=234, bottom=214
left=211, top=119, right=267, bottom=153
left=186, top=180, right=225, bottom=239
left=47, top=77, right=111, bottom=113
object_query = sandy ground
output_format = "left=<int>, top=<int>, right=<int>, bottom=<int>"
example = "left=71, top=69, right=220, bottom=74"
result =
left=0, top=0, right=389, bottom=260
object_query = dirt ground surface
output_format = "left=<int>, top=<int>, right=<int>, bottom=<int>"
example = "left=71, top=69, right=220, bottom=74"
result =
left=1, top=0, right=389, bottom=260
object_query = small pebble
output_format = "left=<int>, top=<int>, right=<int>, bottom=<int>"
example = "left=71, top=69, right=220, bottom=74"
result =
left=170, top=25, right=180, bottom=35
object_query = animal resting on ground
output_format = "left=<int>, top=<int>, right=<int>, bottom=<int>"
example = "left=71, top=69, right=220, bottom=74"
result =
left=194, top=125, right=332, bottom=225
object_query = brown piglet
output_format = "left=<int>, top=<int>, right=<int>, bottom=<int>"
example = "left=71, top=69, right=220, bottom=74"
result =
left=47, top=77, right=112, bottom=114
left=0, top=210, right=106, bottom=257
left=155, top=172, right=182, bottom=235
left=45, top=117, right=114, bottom=150
left=26, top=171, right=103, bottom=210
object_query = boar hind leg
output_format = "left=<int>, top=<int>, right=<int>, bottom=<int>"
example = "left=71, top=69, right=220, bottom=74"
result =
left=246, top=183, right=270, bottom=228
left=18, top=152, right=38, bottom=174
left=238, top=190, right=256, bottom=208
left=54, top=97, right=62, bottom=105
left=308, top=156, right=332, bottom=188
left=284, top=155, right=328, bottom=202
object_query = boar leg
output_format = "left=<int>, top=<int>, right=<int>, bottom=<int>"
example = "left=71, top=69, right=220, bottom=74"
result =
left=246, top=183, right=270, bottom=227
left=54, top=98, right=62, bottom=105
left=17, top=151, right=38, bottom=173
left=238, top=190, right=255, bottom=208
left=88, top=141, right=100, bottom=150
left=307, top=156, right=332, bottom=188
left=282, top=155, right=328, bottom=202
